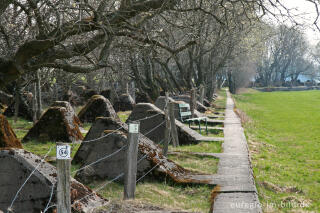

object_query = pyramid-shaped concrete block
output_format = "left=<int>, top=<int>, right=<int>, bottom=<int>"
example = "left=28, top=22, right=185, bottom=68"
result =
left=155, top=96, right=203, bottom=120
left=51, top=101, right=82, bottom=126
left=72, top=117, right=199, bottom=184
left=127, top=103, right=208, bottom=145
left=78, top=95, right=119, bottom=123
left=154, top=96, right=175, bottom=111
left=136, top=91, right=152, bottom=104
left=0, top=149, right=107, bottom=213
left=113, top=93, right=135, bottom=112
left=22, top=105, right=84, bottom=143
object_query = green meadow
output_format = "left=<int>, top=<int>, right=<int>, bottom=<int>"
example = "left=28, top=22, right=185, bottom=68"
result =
left=234, top=90, right=320, bottom=212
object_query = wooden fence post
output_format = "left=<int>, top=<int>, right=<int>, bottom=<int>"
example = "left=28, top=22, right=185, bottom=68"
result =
left=169, top=102, right=179, bottom=147
left=199, top=84, right=205, bottom=104
left=56, top=142, right=71, bottom=213
left=124, top=121, right=140, bottom=200
left=163, top=93, right=171, bottom=156
left=190, top=88, right=197, bottom=118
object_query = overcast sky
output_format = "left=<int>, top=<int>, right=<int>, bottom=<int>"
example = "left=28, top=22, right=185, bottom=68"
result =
left=265, top=0, right=320, bottom=45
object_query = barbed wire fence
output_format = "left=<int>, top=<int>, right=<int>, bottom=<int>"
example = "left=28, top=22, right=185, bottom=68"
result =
left=7, top=146, right=54, bottom=213
left=8, top=103, right=173, bottom=213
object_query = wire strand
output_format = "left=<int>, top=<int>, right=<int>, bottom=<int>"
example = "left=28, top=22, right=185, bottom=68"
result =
left=43, top=182, right=55, bottom=213
left=137, top=138, right=165, bottom=164
left=43, top=205, right=57, bottom=213
left=136, top=138, right=171, bottom=183
left=126, top=111, right=163, bottom=123
left=7, top=146, right=54, bottom=213
left=72, top=145, right=127, bottom=175
left=81, top=126, right=124, bottom=143
left=71, top=137, right=168, bottom=208
left=142, top=120, right=166, bottom=137
left=71, top=173, right=124, bottom=207
left=136, top=161, right=162, bottom=183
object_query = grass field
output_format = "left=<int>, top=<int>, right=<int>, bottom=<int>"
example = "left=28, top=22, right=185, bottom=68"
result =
left=234, top=90, right=320, bottom=212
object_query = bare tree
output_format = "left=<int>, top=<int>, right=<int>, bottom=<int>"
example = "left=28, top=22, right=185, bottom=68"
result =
left=256, top=25, right=310, bottom=87
left=0, top=0, right=319, bottom=99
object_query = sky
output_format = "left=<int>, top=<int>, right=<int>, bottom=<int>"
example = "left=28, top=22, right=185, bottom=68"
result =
left=265, top=0, right=320, bottom=45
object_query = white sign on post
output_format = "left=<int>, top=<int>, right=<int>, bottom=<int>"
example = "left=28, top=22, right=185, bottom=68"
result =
left=129, top=123, right=139, bottom=133
left=56, top=145, right=71, bottom=160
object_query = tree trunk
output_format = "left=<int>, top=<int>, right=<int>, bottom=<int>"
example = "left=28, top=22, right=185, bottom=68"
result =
left=228, top=71, right=236, bottom=94
left=32, top=81, right=38, bottom=123
left=36, top=70, right=42, bottom=119
left=13, top=83, right=20, bottom=123
left=199, top=84, right=205, bottom=104
left=208, top=71, right=217, bottom=101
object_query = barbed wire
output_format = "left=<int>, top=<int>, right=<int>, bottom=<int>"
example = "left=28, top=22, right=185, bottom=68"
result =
left=72, top=136, right=170, bottom=206
left=136, top=161, right=162, bottom=183
left=43, top=182, right=56, bottom=213
left=7, top=146, right=54, bottom=213
left=136, top=138, right=172, bottom=183
left=72, top=145, right=127, bottom=175
left=81, top=110, right=165, bottom=144
left=10, top=91, right=221, bottom=212
left=72, top=120, right=166, bottom=177
left=70, top=137, right=169, bottom=209
left=142, top=120, right=166, bottom=137
left=126, top=111, right=164, bottom=123
left=71, top=173, right=124, bottom=208
left=81, top=126, right=124, bottom=143
left=73, top=117, right=166, bottom=176
left=46, top=137, right=169, bottom=212
left=42, top=204, right=57, bottom=213
left=12, top=106, right=169, bottom=212
left=137, top=138, right=165, bottom=164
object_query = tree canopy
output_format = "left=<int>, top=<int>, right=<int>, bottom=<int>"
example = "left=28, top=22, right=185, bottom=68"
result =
left=0, top=0, right=319, bottom=96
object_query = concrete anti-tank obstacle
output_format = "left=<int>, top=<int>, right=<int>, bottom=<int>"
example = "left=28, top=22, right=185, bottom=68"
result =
left=127, top=103, right=224, bottom=144
left=0, top=149, right=107, bottom=213
left=51, top=101, right=82, bottom=126
left=22, top=104, right=84, bottom=143
left=155, top=96, right=204, bottom=119
left=72, top=117, right=218, bottom=185
left=78, top=95, right=119, bottom=123
left=113, top=93, right=135, bottom=112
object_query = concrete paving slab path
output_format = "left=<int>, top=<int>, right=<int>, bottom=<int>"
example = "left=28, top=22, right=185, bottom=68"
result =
left=211, top=91, right=262, bottom=213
